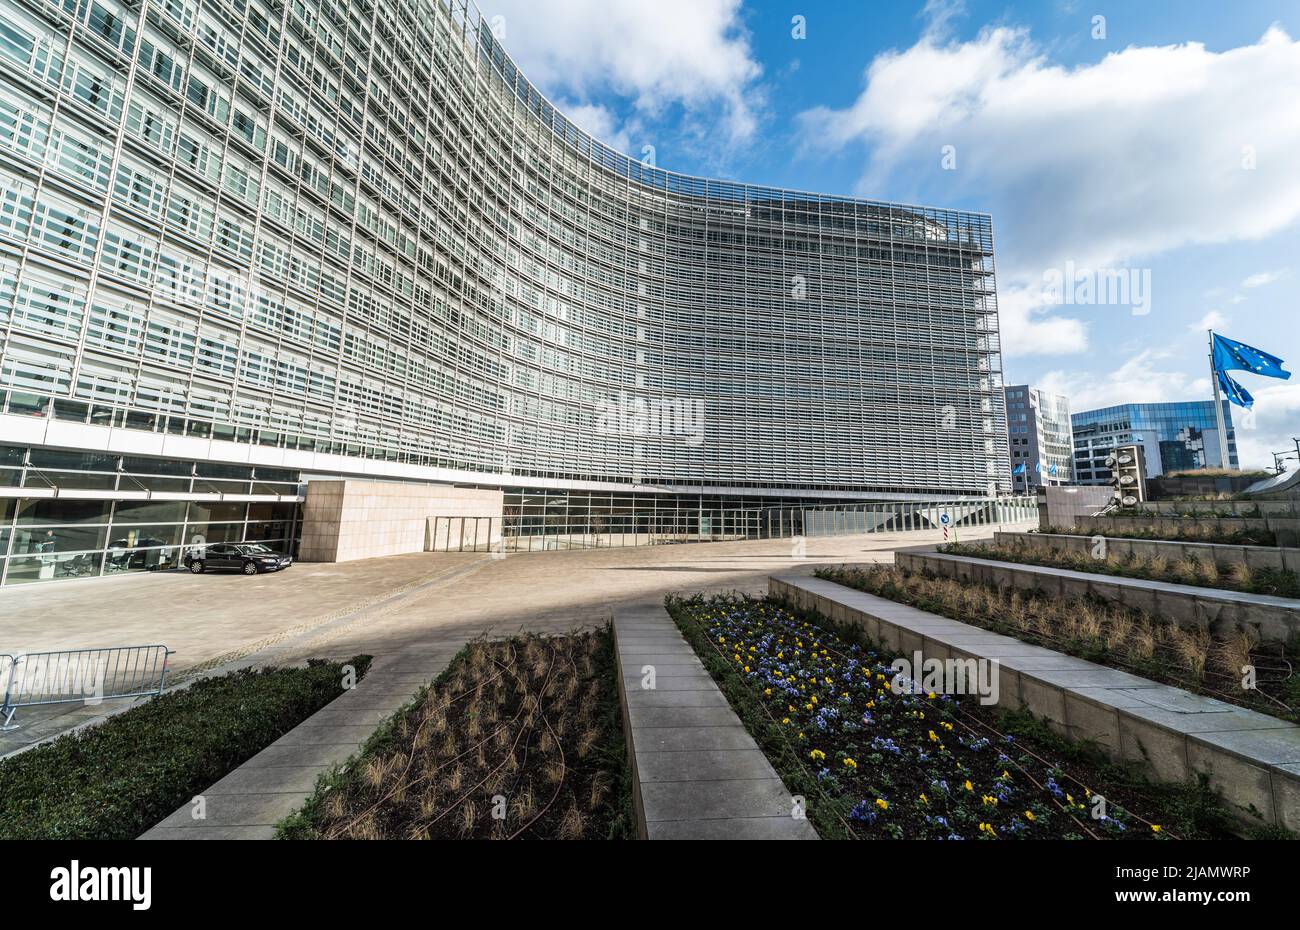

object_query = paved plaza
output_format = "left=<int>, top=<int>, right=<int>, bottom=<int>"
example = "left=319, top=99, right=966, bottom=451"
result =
left=0, top=524, right=1023, bottom=752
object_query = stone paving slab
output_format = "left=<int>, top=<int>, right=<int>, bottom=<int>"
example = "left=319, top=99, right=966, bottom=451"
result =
left=647, top=815, right=821, bottom=840
left=614, top=604, right=818, bottom=840
left=137, top=653, right=455, bottom=840
left=772, top=573, right=1300, bottom=834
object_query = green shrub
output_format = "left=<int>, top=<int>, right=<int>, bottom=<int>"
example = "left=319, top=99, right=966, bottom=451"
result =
left=0, top=655, right=370, bottom=839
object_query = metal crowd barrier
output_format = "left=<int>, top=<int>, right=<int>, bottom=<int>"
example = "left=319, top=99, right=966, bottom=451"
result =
left=0, top=644, right=174, bottom=730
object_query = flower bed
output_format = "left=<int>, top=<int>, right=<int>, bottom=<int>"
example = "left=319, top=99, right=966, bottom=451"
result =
left=667, top=594, right=1244, bottom=840
left=940, top=541, right=1300, bottom=598
left=818, top=565, right=1299, bottom=723
left=0, top=656, right=371, bottom=840
left=278, top=628, right=633, bottom=840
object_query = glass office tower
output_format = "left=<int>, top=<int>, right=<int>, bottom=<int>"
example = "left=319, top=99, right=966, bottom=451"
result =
left=0, top=0, right=1010, bottom=582
left=1072, top=401, right=1238, bottom=483
left=1004, top=385, right=1072, bottom=492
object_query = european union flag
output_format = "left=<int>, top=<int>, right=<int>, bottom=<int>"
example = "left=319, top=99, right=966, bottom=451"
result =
left=1210, top=333, right=1289, bottom=409
left=1217, top=370, right=1255, bottom=409
left=1212, top=333, right=1291, bottom=380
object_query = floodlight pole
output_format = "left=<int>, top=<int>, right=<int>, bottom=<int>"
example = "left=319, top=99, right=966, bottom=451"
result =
left=1209, top=330, right=1233, bottom=471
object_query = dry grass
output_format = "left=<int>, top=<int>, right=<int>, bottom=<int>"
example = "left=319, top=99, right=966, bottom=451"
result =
left=301, top=628, right=629, bottom=840
left=818, top=565, right=1297, bottom=720
left=952, top=539, right=1298, bottom=598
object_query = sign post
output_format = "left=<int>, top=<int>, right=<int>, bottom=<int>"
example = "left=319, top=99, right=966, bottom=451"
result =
left=940, top=511, right=952, bottom=543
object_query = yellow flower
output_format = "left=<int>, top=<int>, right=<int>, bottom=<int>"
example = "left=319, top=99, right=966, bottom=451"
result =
left=919, top=793, right=929, bottom=805
left=1151, top=824, right=1162, bottom=834
left=810, top=749, right=826, bottom=761
left=964, top=780, right=973, bottom=792
left=781, top=717, right=791, bottom=725
left=927, top=691, right=937, bottom=700
left=928, top=730, right=939, bottom=742
left=875, top=798, right=888, bottom=810
left=764, top=688, right=772, bottom=696
left=843, top=758, right=857, bottom=769
left=1024, top=810, right=1036, bottom=822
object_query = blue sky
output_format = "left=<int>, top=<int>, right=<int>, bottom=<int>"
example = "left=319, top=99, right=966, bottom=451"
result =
left=482, top=0, right=1300, bottom=468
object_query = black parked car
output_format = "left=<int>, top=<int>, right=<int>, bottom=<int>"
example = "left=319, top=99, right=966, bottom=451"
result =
left=184, top=543, right=293, bottom=575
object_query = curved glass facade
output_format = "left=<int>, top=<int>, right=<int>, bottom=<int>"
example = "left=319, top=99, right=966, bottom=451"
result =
left=0, top=0, right=1009, bottom=499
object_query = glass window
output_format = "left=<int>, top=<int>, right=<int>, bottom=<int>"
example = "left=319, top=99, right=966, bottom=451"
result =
left=124, top=410, right=158, bottom=430
left=247, top=502, right=295, bottom=521
left=182, top=522, right=242, bottom=543
left=196, top=462, right=253, bottom=479
left=23, top=469, right=117, bottom=490
left=53, top=399, right=89, bottom=422
left=187, top=501, right=246, bottom=522
left=11, top=524, right=109, bottom=554
left=245, top=520, right=290, bottom=542
left=120, top=474, right=189, bottom=492
left=103, top=545, right=179, bottom=575
left=122, top=456, right=193, bottom=476
left=5, top=552, right=103, bottom=584
left=29, top=449, right=118, bottom=471
left=112, top=500, right=187, bottom=523
left=6, top=392, right=48, bottom=417
left=105, top=524, right=184, bottom=549
left=16, top=499, right=112, bottom=525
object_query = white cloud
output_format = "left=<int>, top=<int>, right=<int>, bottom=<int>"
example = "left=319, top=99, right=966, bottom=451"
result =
left=1190, top=310, right=1230, bottom=332
left=1229, top=381, right=1300, bottom=470
left=482, top=0, right=762, bottom=143
left=800, top=25, right=1300, bottom=358
left=1038, top=351, right=1210, bottom=413
left=1241, top=269, right=1287, bottom=288
left=998, top=283, right=1089, bottom=356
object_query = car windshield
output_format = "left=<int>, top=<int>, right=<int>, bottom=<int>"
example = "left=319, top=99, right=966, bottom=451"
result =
left=236, top=544, right=274, bottom=554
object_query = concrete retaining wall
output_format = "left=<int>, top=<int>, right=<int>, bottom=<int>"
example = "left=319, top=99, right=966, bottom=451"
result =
left=896, top=549, right=1300, bottom=644
left=770, top=574, right=1300, bottom=834
left=1135, top=500, right=1297, bottom=518
left=1039, top=485, right=1114, bottom=530
left=1070, top=513, right=1300, bottom=547
left=993, top=530, right=1300, bottom=574
left=299, top=479, right=503, bottom=562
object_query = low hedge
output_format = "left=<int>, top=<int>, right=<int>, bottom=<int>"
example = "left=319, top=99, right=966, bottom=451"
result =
left=0, top=655, right=370, bottom=839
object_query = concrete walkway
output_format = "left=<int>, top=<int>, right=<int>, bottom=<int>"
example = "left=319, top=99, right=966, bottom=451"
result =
left=138, top=637, right=469, bottom=839
left=614, top=604, right=818, bottom=840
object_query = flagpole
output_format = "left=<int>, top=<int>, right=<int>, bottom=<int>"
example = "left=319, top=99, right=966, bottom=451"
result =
left=1209, top=329, right=1233, bottom=470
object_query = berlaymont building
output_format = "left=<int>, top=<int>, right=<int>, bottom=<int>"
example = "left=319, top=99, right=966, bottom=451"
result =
left=0, top=0, right=1020, bottom=585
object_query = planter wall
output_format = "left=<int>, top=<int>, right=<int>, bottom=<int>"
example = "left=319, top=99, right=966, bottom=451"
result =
left=895, top=549, right=1300, bottom=644
left=992, top=530, right=1300, bottom=574
left=1070, top=514, right=1300, bottom=548
left=771, top=574, right=1300, bottom=835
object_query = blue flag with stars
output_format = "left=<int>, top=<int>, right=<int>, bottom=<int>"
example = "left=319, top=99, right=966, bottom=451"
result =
left=1211, top=333, right=1289, bottom=409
